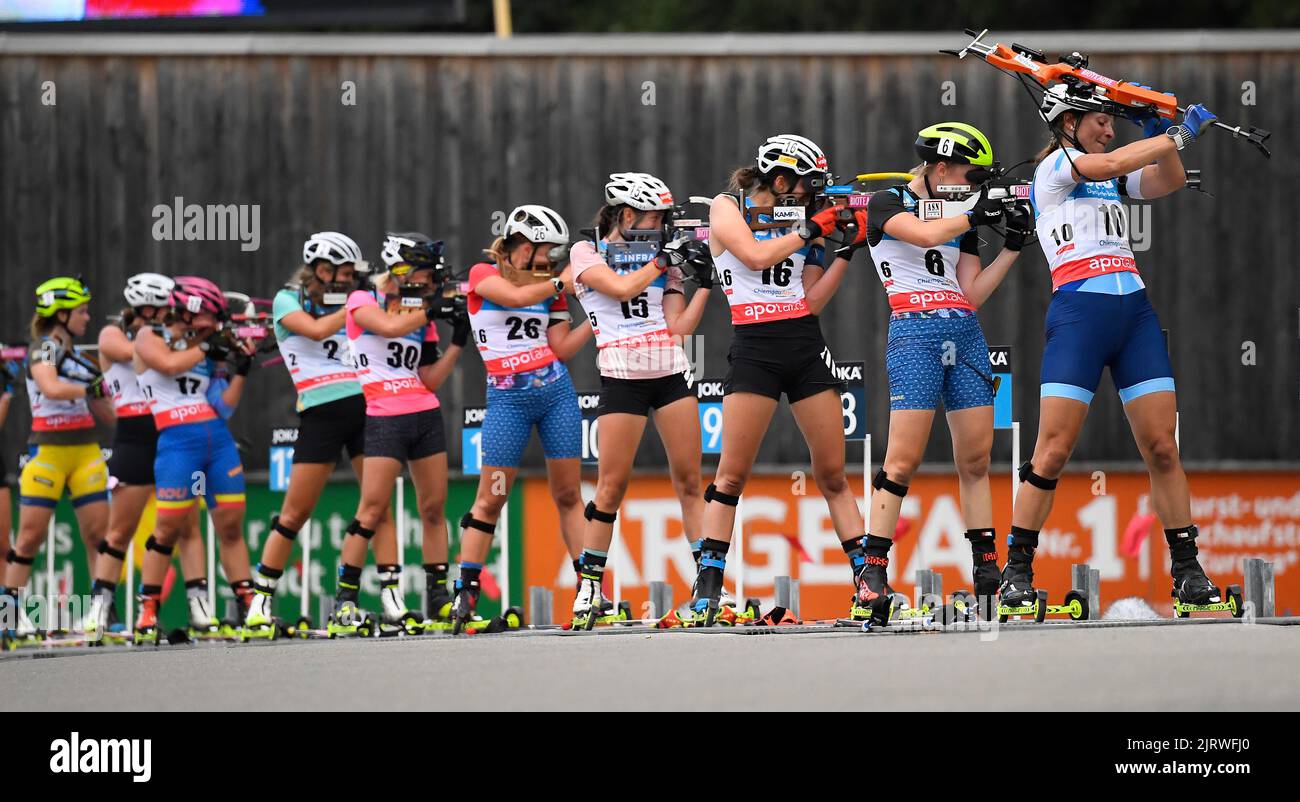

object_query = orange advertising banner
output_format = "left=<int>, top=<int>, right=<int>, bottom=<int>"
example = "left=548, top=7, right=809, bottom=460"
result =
left=522, top=472, right=1300, bottom=621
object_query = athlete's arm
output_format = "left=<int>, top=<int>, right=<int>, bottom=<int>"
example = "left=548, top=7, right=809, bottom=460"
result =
left=880, top=209, right=978, bottom=250
left=802, top=255, right=852, bottom=315
left=548, top=317, right=593, bottom=362
left=418, top=345, right=461, bottom=394
left=663, top=288, right=709, bottom=337
left=1069, top=136, right=1178, bottom=183
left=350, top=304, right=429, bottom=339
left=280, top=307, right=348, bottom=341
left=29, top=359, right=87, bottom=401
left=474, top=267, right=573, bottom=309
left=134, top=326, right=206, bottom=377
left=708, top=193, right=805, bottom=271
left=575, top=260, right=664, bottom=303
left=956, top=248, right=1018, bottom=309
left=221, top=374, right=246, bottom=409
left=98, top=325, right=134, bottom=364
left=1135, top=147, right=1186, bottom=199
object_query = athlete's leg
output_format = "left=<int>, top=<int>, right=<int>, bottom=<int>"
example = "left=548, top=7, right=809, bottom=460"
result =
left=261, top=461, right=333, bottom=572
left=702, top=392, right=778, bottom=546
left=654, top=396, right=704, bottom=550
left=584, top=413, right=646, bottom=555
left=869, top=409, right=934, bottom=542
left=791, top=388, right=864, bottom=542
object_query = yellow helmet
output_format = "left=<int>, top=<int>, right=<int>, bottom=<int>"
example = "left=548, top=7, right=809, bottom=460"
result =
left=35, top=276, right=92, bottom=318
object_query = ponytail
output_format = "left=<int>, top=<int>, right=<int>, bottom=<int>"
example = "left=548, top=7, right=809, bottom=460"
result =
left=591, top=205, right=623, bottom=238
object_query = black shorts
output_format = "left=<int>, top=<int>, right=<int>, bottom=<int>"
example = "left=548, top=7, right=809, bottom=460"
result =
left=597, top=373, right=694, bottom=417
left=107, top=415, right=158, bottom=486
left=364, top=407, right=446, bottom=463
left=724, top=315, right=845, bottom=403
left=294, top=394, right=367, bottom=465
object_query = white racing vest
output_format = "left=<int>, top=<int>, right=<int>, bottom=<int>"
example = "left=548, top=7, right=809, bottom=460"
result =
left=138, top=354, right=217, bottom=430
left=26, top=338, right=97, bottom=433
left=1031, top=148, right=1144, bottom=290
left=575, top=241, right=689, bottom=379
left=466, top=264, right=563, bottom=377
left=105, top=358, right=151, bottom=418
left=716, top=197, right=811, bottom=325
left=867, top=187, right=974, bottom=313
left=275, top=324, right=357, bottom=395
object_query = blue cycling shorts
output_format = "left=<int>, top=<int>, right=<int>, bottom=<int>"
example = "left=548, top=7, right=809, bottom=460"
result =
left=885, top=310, right=995, bottom=412
left=482, top=364, right=582, bottom=467
left=155, top=419, right=246, bottom=515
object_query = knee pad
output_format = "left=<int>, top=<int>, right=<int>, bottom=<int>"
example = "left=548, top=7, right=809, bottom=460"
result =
left=96, top=540, right=127, bottom=561
left=871, top=469, right=909, bottom=498
left=703, top=483, right=740, bottom=507
left=345, top=519, right=376, bottom=540
left=144, top=535, right=174, bottom=556
left=5, top=550, right=34, bottom=566
left=1018, top=461, right=1058, bottom=491
left=271, top=515, right=300, bottom=542
left=583, top=501, right=617, bottom=525
left=459, top=513, right=496, bottom=535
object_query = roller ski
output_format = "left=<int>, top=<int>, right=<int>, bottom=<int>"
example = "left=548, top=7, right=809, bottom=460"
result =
left=419, top=583, right=454, bottom=633
left=442, top=580, right=521, bottom=635
left=187, top=595, right=231, bottom=641
left=657, top=538, right=735, bottom=628
left=1167, top=526, right=1243, bottom=618
left=326, top=599, right=377, bottom=639
left=240, top=590, right=283, bottom=641
left=570, top=573, right=625, bottom=630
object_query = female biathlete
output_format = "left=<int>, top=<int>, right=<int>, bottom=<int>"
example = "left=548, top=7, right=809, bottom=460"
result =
left=131, top=277, right=257, bottom=641
left=85, top=274, right=215, bottom=639
left=1, top=278, right=112, bottom=639
left=332, top=233, right=467, bottom=635
left=243, top=232, right=402, bottom=636
left=861, top=123, right=1028, bottom=620
left=453, top=205, right=592, bottom=633
left=692, top=134, right=871, bottom=626
left=569, top=173, right=715, bottom=627
left=1001, top=87, right=1223, bottom=613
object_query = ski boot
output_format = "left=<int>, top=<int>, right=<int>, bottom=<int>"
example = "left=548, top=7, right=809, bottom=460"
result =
left=134, top=594, right=161, bottom=646
left=326, top=599, right=376, bottom=639
left=967, top=528, right=1001, bottom=622
left=420, top=585, right=454, bottom=633
left=997, top=546, right=1047, bottom=623
left=241, top=590, right=280, bottom=641
left=449, top=580, right=482, bottom=636
left=10, top=605, right=42, bottom=645
left=1168, top=528, right=1243, bottom=618
left=84, top=592, right=112, bottom=643
left=379, top=585, right=423, bottom=636
left=187, top=595, right=225, bottom=640
left=848, top=552, right=893, bottom=628
left=660, top=544, right=726, bottom=628
left=571, top=570, right=627, bottom=630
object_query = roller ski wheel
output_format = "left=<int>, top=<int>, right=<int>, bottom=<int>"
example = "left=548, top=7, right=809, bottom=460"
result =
left=998, top=589, right=1049, bottom=623
left=326, top=603, right=376, bottom=639
left=241, top=618, right=281, bottom=642
left=1172, top=583, right=1243, bottom=618
left=481, top=606, right=524, bottom=634
left=1059, top=589, right=1090, bottom=621
left=385, top=611, right=423, bottom=636
left=133, top=625, right=160, bottom=647
left=287, top=616, right=312, bottom=638
left=949, top=590, right=977, bottom=623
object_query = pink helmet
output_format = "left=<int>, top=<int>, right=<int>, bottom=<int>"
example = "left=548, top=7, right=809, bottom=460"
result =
left=171, top=276, right=228, bottom=319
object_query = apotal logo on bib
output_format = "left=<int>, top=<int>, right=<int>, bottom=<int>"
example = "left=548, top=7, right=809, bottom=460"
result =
left=49, top=732, right=151, bottom=783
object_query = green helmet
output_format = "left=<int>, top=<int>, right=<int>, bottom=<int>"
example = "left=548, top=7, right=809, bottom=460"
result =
left=914, top=122, right=994, bottom=167
left=35, top=276, right=92, bottom=318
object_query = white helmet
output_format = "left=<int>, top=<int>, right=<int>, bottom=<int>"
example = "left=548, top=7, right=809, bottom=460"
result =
left=1039, top=83, right=1109, bottom=123
left=303, top=231, right=365, bottom=268
left=604, top=172, right=674, bottom=211
left=757, top=134, right=828, bottom=176
left=504, top=204, right=569, bottom=245
left=123, top=273, right=175, bottom=308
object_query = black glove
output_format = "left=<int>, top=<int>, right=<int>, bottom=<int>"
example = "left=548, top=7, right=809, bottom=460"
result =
left=654, top=235, right=692, bottom=270
left=424, top=293, right=466, bottom=323
left=202, top=331, right=230, bottom=363
left=231, top=347, right=254, bottom=377
left=965, top=186, right=1004, bottom=229
left=85, top=374, right=107, bottom=400
left=681, top=240, right=715, bottom=289
left=450, top=310, right=471, bottom=348
left=1002, top=203, right=1034, bottom=252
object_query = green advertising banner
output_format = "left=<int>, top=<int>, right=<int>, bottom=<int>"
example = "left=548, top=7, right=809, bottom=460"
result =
left=18, top=478, right=522, bottom=631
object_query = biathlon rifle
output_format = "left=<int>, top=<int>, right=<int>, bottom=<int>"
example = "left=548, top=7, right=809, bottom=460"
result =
left=942, top=29, right=1271, bottom=158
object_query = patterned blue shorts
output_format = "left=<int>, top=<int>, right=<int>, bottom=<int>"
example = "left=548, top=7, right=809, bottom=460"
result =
left=482, top=364, right=582, bottom=466
left=885, top=310, right=995, bottom=412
